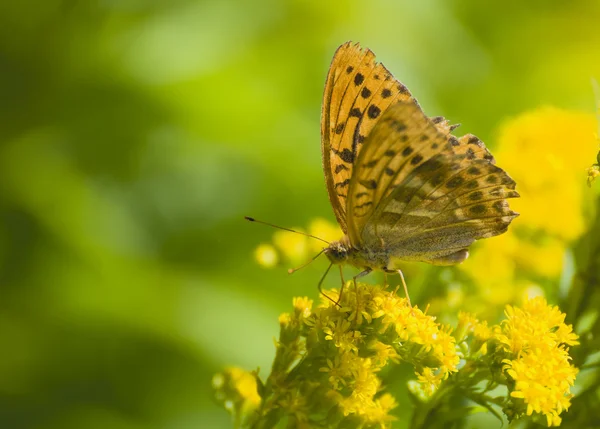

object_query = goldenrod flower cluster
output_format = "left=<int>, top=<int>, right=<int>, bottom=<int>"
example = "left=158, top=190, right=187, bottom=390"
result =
left=215, top=283, right=457, bottom=428
left=498, top=297, right=579, bottom=427
left=452, top=298, right=578, bottom=428
left=214, top=289, right=578, bottom=428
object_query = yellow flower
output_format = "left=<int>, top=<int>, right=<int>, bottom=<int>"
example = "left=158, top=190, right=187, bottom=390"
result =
left=504, top=347, right=577, bottom=427
left=254, top=243, right=279, bottom=268
left=473, top=320, right=492, bottom=341
left=496, top=107, right=597, bottom=240
left=314, top=283, right=460, bottom=419
left=397, top=307, right=459, bottom=370
left=213, top=367, right=261, bottom=408
left=322, top=317, right=361, bottom=352
left=497, top=297, right=579, bottom=426
left=319, top=353, right=352, bottom=390
left=278, top=312, right=292, bottom=326
left=230, top=368, right=261, bottom=407
left=588, top=164, right=600, bottom=187
left=370, top=341, right=400, bottom=367
left=366, top=393, right=398, bottom=425
left=292, top=296, right=313, bottom=319
left=308, top=217, right=342, bottom=252
left=216, top=284, right=580, bottom=428
left=416, top=367, right=442, bottom=396
left=498, top=296, right=578, bottom=354
left=272, top=228, right=309, bottom=263
left=455, top=311, right=479, bottom=341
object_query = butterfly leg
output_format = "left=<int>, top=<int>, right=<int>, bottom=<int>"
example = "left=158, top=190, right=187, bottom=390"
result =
left=317, top=262, right=338, bottom=306
left=397, top=269, right=412, bottom=308
left=335, top=266, right=346, bottom=306
left=352, top=268, right=372, bottom=323
left=383, top=268, right=397, bottom=294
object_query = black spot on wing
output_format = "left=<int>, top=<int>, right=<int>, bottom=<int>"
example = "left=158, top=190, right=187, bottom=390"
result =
left=411, top=154, right=423, bottom=165
left=339, top=148, right=354, bottom=163
left=391, top=120, right=406, bottom=132
left=354, top=201, right=374, bottom=210
left=446, top=176, right=464, bottom=188
left=354, top=73, right=364, bottom=86
left=468, top=191, right=483, bottom=201
left=416, top=157, right=442, bottom=172
left=465, top=180, right=479, bottom=189
left=469, top=204, right=487, bottom=214
left=502, top=176, right=516, bottom=187
left=335, top=179, right=350, bottom=189
left=350, top=108, right=362, bottom=118
left=430, top=173, right=446, bottom=186
left=397, top=84, right=409, bottom=94
left=335, top=164, right=348, bottom=174
left=368, top=105, right=381, bottom=119
left=493, top=200, right=506, bottom=213
left=359, top=179, right=378, bottom=190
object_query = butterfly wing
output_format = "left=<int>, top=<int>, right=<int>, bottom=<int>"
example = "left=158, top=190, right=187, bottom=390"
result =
left=321, top=42, right=416, bottom=233
left=347, top=102, right=519, bottom=265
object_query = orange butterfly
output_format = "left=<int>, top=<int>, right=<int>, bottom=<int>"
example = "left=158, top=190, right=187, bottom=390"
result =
left=250, top=42, right=519, bottom=304
left=318, top=42, right=518, bottom=300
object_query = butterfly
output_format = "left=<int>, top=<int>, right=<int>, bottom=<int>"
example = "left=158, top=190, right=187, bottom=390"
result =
left=318, top=42, right=519, bottom=300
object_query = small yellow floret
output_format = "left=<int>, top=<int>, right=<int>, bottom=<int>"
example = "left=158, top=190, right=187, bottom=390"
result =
left=254, top=243, right=279, bottom=268
left=308, top=217, right=342, bottom=252
left=273, top=229, right=308, bottom=262
left=587, top=164, right=600, bottom=187
left=224, top=367, right=262, bottom=407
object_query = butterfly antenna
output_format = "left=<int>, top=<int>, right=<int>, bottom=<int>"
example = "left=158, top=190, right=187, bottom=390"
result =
left=288, top=248, right=327, bottom=274
left=244, top=216, right=330, bottom=244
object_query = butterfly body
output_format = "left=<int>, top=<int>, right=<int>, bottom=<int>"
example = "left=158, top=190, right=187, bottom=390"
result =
left=325, top=237, right=390, bottom=272
left=320, top=42, right=519, bottom=278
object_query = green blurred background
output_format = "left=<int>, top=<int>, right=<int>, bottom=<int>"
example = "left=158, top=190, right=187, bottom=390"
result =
left=1, top=1, right=600, bottom=428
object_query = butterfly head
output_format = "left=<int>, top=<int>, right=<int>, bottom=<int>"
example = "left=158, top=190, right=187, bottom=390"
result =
left=325, top=238, right=352, bottom=265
